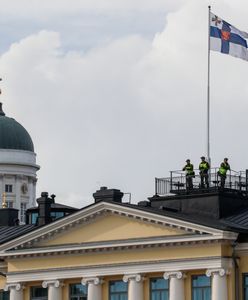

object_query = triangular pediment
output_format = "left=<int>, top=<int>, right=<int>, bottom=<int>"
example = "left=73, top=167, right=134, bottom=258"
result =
left=0, top=201, right=237, bottom=255
left=37, top=213, right=187, bottom=247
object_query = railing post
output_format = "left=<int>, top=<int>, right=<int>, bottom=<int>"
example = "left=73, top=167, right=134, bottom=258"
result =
left=170, top=171, right=173, bottom=192
left=155, top=178, right=158, bottom=195
left=246, top=170, right=248, bottom=194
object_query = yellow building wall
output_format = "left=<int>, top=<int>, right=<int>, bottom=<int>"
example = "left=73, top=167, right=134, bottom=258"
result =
left=0, top=276, right=6, bottom=290
left=39, top=215, right=187, bottom=247
left=8, top=243, right=222, bottom=273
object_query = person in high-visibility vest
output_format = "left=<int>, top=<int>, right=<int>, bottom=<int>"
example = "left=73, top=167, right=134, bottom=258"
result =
left=218, top=158, right=230, bottom=188
left=183, top=159, right=194, bottom=190
left=199, top=156, right=210, bottom=188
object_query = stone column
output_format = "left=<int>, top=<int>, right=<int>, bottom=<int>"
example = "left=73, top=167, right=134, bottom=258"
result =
left=123, top=274, right=143, bottom=300
left=81, top=277, right=103, bottom=300
left=15, top=175, right=21, bottom=214
left=164, top=271, right=185, bottom=300
left=28, top=177, right=34, bottom=207
left=206, top=268, right=228, bottom=300
left=42, top=280, right=63, bottom=300
left=4, top=283, right=24, bottom=300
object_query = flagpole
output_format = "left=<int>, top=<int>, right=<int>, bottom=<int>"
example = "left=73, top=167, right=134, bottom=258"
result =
left=207, top=5, right=211, bottom=163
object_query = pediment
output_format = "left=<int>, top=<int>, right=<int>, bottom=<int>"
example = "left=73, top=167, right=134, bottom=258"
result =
left=0, top=201, right=237, bottom=254
left=37, top=213, right=188, bottom=247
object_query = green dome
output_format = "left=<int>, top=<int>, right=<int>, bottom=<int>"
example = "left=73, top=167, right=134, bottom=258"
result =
left=0, top=104, right=34, bottom=152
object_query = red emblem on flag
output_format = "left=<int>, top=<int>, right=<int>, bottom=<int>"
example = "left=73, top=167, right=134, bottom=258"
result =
left=221, top=31, right=230, bottom=41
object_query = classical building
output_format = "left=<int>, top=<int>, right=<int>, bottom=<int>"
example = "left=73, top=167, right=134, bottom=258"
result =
left=0, top=177, right=247, bottom=300
left=0, top=103, right=39, bottom=222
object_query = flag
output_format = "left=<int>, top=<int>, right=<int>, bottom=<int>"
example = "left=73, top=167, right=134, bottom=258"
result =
left=210, top=12, right=248, bottom=61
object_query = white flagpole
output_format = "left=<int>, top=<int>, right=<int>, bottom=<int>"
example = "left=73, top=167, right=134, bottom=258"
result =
left=207, top=5, right=211, bottom=164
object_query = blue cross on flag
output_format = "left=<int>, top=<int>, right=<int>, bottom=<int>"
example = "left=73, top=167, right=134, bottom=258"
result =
left=210, top=12, right=248, bottom=61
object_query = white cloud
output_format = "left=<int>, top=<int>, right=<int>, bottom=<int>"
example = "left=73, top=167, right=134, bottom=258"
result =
left=1, top=0, right=248, bottom=207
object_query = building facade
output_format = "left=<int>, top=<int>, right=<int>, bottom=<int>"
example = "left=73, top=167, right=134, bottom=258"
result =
left=0, top=187, right=247, bottom=300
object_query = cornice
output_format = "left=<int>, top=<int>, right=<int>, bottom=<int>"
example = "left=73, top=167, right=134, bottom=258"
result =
left=1, top=236, right=231, bottom=259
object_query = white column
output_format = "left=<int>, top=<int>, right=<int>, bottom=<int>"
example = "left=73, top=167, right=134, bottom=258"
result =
left=4, top=283, right=24, bottom=300
left=81, top=277, right=103, bottom=300
left=206, top=268, right=228, bottom=300
left=123, top=274, right=143, bottom=300
left=164, top=271, right=185, bottom=300
left=15, top=175, right=21, bottom=214
left=42, top=280, right=63, bottom=300
left=28, top=177, right=34, bottom=207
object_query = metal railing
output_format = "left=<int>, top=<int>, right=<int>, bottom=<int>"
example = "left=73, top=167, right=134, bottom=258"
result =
left=155, top=168, right=248, bottom=196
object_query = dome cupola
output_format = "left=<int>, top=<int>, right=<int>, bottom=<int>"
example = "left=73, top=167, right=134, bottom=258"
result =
left=0, top=103, right=34, bottom=152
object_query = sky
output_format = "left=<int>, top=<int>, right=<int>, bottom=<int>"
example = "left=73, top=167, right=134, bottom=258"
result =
left=0, top=0, right=248, bottom=208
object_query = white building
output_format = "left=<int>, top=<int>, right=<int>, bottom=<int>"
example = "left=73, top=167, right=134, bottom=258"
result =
left=0, top=103, right=39, bottom=223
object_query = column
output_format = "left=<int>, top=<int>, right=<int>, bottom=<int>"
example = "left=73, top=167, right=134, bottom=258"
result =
left=81, top=277, right=103, bottom=300
left=4, top=283, right=24, bottom=300
left=206, top=268, right=228, bottom=300
left=123, top=274, right=143, bottom=300
left=28, top=177, right=34, bottom=207
left=164, top=271, right=185, bottom=300
left=42, top=280, right=63, bottom=300
left=15, top=175, right=21, bottom=214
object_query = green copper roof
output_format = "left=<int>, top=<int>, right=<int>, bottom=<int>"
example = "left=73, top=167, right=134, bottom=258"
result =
left=0, top=104, right=34, bottom=152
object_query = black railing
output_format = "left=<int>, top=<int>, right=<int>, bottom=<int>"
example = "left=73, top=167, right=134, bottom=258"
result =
left=155, top=168, right=248, bottom=196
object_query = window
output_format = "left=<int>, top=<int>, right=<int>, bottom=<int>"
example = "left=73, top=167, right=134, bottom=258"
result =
left=244, top=274, right=248, bottom=299
left=30, top=286, right=47, bottom=300
left=109, top=280, right=128, bottom=300
left=5, top=185, right=12, bottom=193
left=20, top=203, right=27, bottom=223
left=69, top=283, right=87, bottom=300
left=150, top=277, right=169, bottom=300
left=51, top=211, right=64, bottom=220
left=192, top=275, right=211, bottom=300
left=0, top=290, right=9, bottom=300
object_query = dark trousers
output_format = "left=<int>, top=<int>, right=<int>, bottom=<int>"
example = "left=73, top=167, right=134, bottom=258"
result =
left=186, top=175, right=193, bottom=190
left=200, top=172, right=209, bottom=188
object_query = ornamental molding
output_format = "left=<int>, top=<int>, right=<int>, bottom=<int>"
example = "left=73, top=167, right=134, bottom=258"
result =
left=206, top=268, right=230, bottom=277
left=164, top=271, right=186, bottom=280
left=1, top=235, right=229, bottom=259
left=123, top=274, right=143, bottom=282
left=5, top=256, right=232, bottom=284
left=81, top=277, right=103, bottom=286
left=0, top=202, right=237, bottom=254
left=42, top=280, right=64, bottom=288
left=4, top=283, right=25, bottom=291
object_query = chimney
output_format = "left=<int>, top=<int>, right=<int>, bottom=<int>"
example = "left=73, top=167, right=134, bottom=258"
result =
left=93, top=187, right=124, bottom=203
left=0, top=208, right=19, bottom=226
left=36, top=192, right=53, bottom=226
